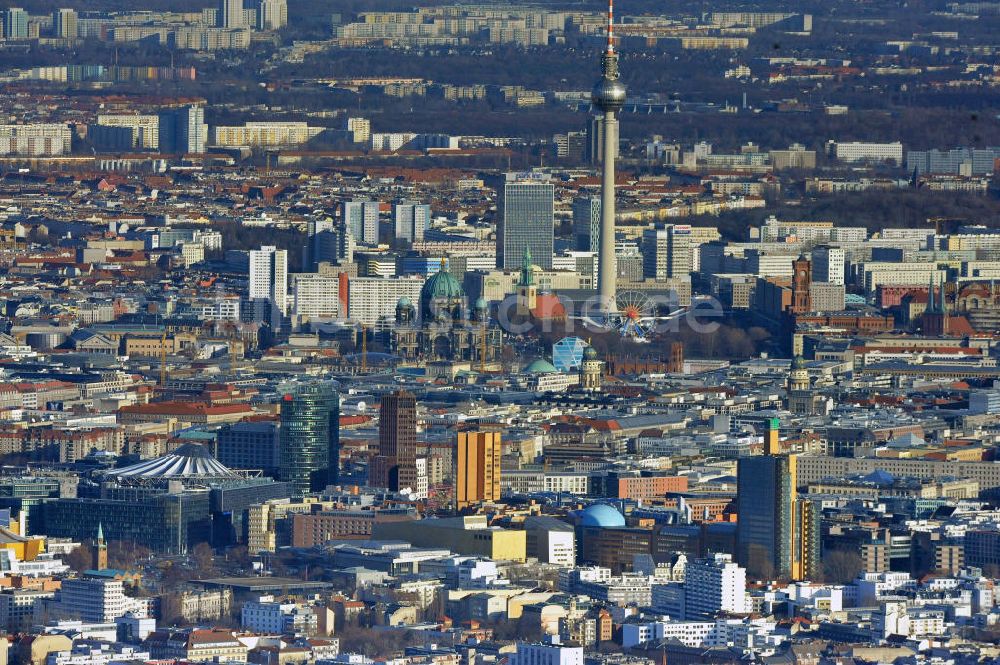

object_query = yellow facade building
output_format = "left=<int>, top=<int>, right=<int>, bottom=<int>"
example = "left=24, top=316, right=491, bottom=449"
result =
left=456, top=430, right=501, bottom=509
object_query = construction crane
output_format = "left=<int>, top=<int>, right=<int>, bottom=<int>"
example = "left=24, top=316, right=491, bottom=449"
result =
left=158, top=328, right=168, bottom=387
left=479, top=322, right=487, bottom=374
left=229, top=338, right=240, bottom=373
left=360, top=324, right=368, bottom=373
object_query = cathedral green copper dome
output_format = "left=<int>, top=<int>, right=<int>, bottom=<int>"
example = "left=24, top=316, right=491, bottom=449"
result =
left=421, top=268, right=464, bottom=303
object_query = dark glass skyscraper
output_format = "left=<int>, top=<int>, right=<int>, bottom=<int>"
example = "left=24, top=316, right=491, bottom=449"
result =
left=572, top=196, right=601, bottom=253
left=279, top=383, right=340, bottom=495
left=736, top=421, right=819, bottom=581
left=371, top=390, right=418, bottom=491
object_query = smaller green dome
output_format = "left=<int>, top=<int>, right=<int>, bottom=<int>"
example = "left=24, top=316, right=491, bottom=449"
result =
left=525, top=358, right=559, bottom=374
left=791, top=355, right=807, bottom=370
left=398, top=296, right=413, bottom=308
left=474, top=297, right=488, bottom=310
left=583, top=346, right=598, bottom=360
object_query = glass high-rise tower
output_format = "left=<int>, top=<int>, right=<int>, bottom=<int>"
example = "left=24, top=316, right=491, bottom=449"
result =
left=278, top=383, right=340, bottom=495
left=497, top=173, right=554, bottom=270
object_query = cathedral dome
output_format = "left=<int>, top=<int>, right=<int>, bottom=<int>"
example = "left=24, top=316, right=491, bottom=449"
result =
left=583, top=346, right=599, bottom=360
left=421, top=269, right=464, bottom=302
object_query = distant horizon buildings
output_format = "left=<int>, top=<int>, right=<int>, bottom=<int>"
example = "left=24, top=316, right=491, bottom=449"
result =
left=219, top=0, right=248, bottom=29
left=343, top=200, right=380, bottom=245
left=393, top=201, right=431, bottom=244
left=53, top=8, right=77, bottom=38
left=158, top=104, right=206, bottom=154
left=4, top=8, right=27, bottom=40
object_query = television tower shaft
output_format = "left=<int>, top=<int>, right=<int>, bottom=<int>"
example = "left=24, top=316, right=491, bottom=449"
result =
left=593, top=0, right=626, bottom=318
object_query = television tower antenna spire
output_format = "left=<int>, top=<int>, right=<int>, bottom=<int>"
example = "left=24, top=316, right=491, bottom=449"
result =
left=607, top=0, right=615, bottom=54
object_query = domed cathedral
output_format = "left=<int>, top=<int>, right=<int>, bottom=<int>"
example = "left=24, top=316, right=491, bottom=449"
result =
left=390, top=265, right=502, bottom=364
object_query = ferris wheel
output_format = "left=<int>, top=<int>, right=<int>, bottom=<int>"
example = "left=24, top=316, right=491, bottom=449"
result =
left=616, top=291, right=657, bottom=339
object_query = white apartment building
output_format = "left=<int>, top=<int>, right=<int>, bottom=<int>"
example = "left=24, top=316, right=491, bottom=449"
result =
left=684, top=553, right=750, bottom=619
left=0, top=124, right=73, bottom=156
left=258, top=0, right=287, bottom=30
left=241, top=596, right=298, bottom=633
left=811, top=246, right=846, bottom=285
left=622, top=621, right=715, bottom=648
left=210, top=122, right=320, bottom=147
left=622, top=618, right=778, bottom=650
left=342, top=200, right=381, bottom=245
left=833, top=141, right=904, bottom=165
left=248, top=246, right=288, bottom=326
left=371, top=132, right=417, bottom=152
left=199, top=297, right=241, bottom=322
left=46, top=644, right=150, bottom=665
left=345, top=276, right=424, bottom=325
left=291, top=273, right=341, bottom=321
left=642, top=225, right=693, bottom=280
left=344, top=117, right=370, bottom=144
left=860, top=263, right=947, bottom=294
left=510, top=640, right=583, bottom=665
left=745, top=249, right=796, bottom=278
left=536, top=529, right=575, bottom=567
left=393, top=202, right=431, bottom=243
left=95, top=114, right=160, bottom=149
left=57, top=579, right=132, bottom=623
left=501, top=471, right=589, bottom=495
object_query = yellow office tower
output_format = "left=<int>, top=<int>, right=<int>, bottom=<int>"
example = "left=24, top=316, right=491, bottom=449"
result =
left=456, top=430, right=502, bottom=509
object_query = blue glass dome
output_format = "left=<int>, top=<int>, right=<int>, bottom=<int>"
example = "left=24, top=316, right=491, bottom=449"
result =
left=579, top=504, right=626, bottom=528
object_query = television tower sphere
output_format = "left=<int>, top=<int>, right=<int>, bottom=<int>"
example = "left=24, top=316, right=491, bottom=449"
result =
left=592, top=76, right=627, bottom=113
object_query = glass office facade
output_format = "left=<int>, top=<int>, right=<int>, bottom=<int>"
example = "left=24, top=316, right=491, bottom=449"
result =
left=498, top=178, right=555, bottom=270
left=279, top=383, right=340, bottom=495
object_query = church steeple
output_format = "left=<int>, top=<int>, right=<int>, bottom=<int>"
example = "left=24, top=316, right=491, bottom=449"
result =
left=93, top=522, right=108, bottom=571
left=516, top=246, right=537, bottom=316
left=519, top=246, right=533, bottom=287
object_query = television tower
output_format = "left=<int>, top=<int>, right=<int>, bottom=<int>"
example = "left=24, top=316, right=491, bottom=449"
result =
left=592, top=0, right=626, bottom=319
